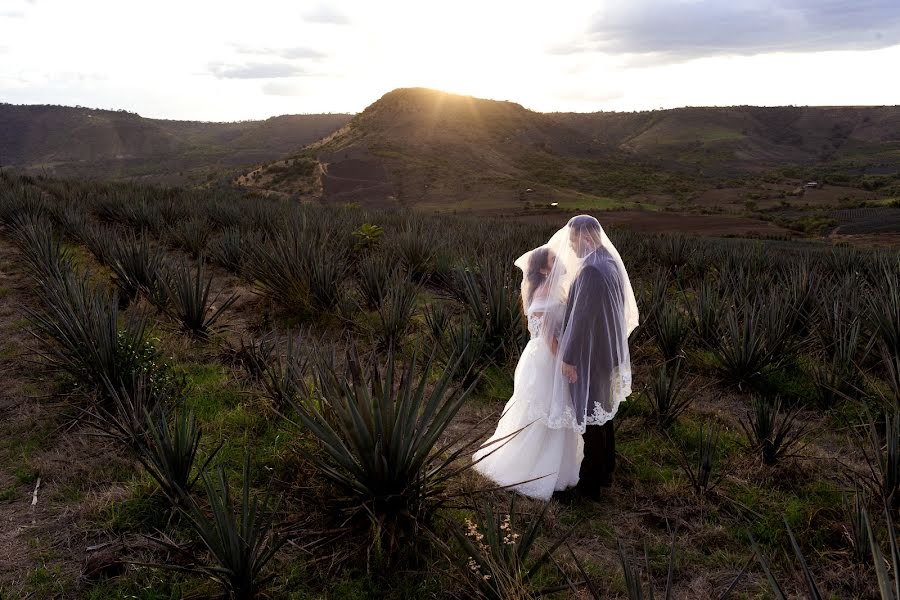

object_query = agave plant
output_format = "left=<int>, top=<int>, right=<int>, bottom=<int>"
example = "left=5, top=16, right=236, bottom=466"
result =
left=158, top=455, right=285, bottom=599
left=870, top=270, right=900, bottom=360
left=616, top=534, right=677, bottom=600
left=169, top=216, right=212, bottom=259
left=373, top=276, right=420, bottom=350
left=813, top=317, right=864, bottom=408
left=868, top=272, right=900, bottom=401
left=307, top=241, right=349, bottom=313
left=437, top=499, right=579, bottom=599
left=863, top=505, right=900, bottom=600
left=844, top=488, right=872, bottom=564
left=779, top=259, right=818, bottom=339
left=207, top=198, right=243, bottom=230
left=356, top=252, right=401, bottom=310
left=440, top=316, right=492, bottom=389
left=739, top=395, right=812, bottom=466
left=162, top=258, right=237, bottom=339
left=673, top=424, right=725, bottom=497
left=244, top=227, right=311, bottom=311
left=135, top=407, right=218, bottom=505
left=689, top=278, right=724, bottom=347
left=257, top=332, right=308, bottom=410
left=634, top=268, right=671, bottom=343
left=458, top=262, right=526, bottom=363
left=78, top=221, right=117, bottom=265
left=11, top=213, right=72, bottom=283
left=424, top=302, right=452, bottom=347
left=396, top=226, right=434, bottom=283
left=26, top=270, right=167, bottom=399
left=710, top=299, right=784, bottom=388
left=105, top=231, right=169, bottom=305
left=649, top=302, right=691, bottom=362
left=286, top=345, right=477, bottom=550
left=208, top=227, right=247, bottom=274
left=130, top=198, right=165, bottom=234
left=644, top=359, right=692, bottom=430
left=750, top=519, right=825, bottom=600
left=660, top=235, right=690, bottom=278
left=90, top=372, right=171, bottom=453
left=859, top=410, right=900, bottom=513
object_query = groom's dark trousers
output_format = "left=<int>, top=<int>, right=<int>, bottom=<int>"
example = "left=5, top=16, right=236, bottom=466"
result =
left=577, top=422, right=615, bottom=496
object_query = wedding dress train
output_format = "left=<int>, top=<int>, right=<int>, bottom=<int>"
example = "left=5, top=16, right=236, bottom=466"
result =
left=472, top=296, right=584, bottom=501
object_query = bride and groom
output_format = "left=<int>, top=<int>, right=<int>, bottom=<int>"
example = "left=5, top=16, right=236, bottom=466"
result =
left=473, top=215, right=639, bottom=501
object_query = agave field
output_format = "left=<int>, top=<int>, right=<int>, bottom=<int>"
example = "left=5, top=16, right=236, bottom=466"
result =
left=0, top=170, right=898, bottom=599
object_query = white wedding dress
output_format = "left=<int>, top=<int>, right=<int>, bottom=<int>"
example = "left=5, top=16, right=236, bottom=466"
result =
left=472, top=295, right=584, bottom=501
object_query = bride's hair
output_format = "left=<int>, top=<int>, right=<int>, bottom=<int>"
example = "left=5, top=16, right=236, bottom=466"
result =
left=525, top=247, right=553, bottom=307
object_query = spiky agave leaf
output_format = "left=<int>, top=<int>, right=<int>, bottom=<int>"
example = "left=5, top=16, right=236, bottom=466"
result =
left=105, top=230, right=169, bottom=304
left=649, top=302, right=691, bottom=363
left=10, top=212, right=72, bottom=283
left=286, top=344, right=478, bottom=549
left=161, top=454, right=285, bottom=599
left=673, top=424, right=725, bottom=497
left=844, top=488, right=871, bottom=564
left=738, top=395, right=813, bottom=466
left=438, top=499, right=581, bottom=600
left=91, top=372, right=170, bottom=452
left=26, top=269, right=162, bottom=399
left=357, top=252, right=401, bottom=310
left=140, top=407, right=220, bottom=505
left=860, top=410, right=900, bottom=513
left=162, top=257, right=237, bottom=339
left=644, top=359, right=692, bottom=430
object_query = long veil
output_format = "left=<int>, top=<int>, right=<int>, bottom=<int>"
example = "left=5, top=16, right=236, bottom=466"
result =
left=514, top=215, right=638, bottom=433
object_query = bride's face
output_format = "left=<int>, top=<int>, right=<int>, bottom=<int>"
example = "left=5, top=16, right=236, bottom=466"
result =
left=540, top=254, right=555, bottom=276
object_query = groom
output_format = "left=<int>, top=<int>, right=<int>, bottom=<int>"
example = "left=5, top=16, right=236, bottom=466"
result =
left=560, top=215, right=627, bottom=499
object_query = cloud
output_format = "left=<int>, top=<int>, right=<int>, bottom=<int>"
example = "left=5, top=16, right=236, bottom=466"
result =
left=208, top=62, right=309, bottom=79
left=303, top=4, right=350, bottom=25
left=563, top=0, right=900, bottom=62
left=233, top=44, right=325, bottom=60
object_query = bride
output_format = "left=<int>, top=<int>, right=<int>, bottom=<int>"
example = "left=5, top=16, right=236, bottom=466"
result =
left=472, top=246, right=583, bottom=500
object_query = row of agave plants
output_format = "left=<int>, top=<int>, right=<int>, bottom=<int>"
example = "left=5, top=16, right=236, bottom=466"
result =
left=19, top=173, right=900, bottom=408
left=1, top=170, right=900, bottom=597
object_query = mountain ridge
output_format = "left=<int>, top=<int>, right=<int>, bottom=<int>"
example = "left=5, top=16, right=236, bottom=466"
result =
left=0, top=103, right=353, bottom=185
left=238, top=88, right=900, bottom=214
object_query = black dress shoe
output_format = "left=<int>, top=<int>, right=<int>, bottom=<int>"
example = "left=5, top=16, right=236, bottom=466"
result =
left=552, top=488, right=578, bottom=504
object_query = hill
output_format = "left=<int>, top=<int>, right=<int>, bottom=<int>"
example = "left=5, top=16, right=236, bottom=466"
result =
left=240, top=89, right=900, bottom=227
left=0, top=104, right=352, bottom=185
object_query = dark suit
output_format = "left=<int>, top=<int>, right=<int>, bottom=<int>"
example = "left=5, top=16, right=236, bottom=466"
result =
left=562, top=247, right=626, bottom=493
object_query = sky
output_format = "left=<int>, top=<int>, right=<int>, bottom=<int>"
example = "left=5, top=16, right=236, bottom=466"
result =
left=1, top=0, right=899, bottom=121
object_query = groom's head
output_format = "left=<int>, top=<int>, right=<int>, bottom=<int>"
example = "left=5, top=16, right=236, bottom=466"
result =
left=568, top=215, right=602, bottom=258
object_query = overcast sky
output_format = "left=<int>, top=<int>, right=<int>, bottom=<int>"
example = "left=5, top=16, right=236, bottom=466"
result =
left=1, top=0, right=899, bottom=121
